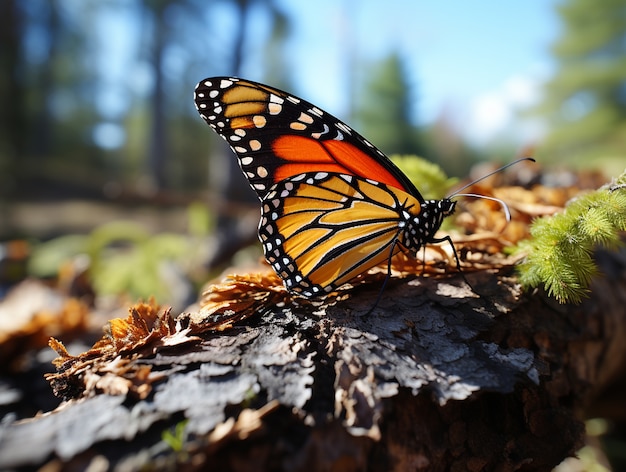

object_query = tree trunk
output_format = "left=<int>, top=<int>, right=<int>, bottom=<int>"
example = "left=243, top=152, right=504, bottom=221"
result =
left=1, top=245, right=625, bottom=471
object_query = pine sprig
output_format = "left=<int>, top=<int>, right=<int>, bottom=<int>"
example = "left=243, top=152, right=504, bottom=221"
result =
left=516, top=172, right=626, bottom=304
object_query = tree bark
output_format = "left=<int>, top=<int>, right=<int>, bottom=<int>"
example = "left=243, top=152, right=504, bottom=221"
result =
left=1, top=245, right=624, bottom=471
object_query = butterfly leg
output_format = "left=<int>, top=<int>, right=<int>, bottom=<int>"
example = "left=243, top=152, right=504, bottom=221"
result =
left=429, top=235, right=475, bottom=293
left=363, top=238, right=401, bottom=316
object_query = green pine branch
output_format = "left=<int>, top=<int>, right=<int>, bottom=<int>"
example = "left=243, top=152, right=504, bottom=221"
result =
left=516, top=170, right=626, bottom=304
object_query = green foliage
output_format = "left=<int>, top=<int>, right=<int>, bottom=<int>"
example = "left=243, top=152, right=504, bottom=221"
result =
left=531, top=0, right=626, bottom=173
left=187, top=201, right=214, bottom=237
left=162, top=419, right=189, bottom=453
left=390, top=155, right=458, bottom=200
left=516, top=172, right=626, bottom=304
left=27, top=205, right=207, bottom=302
left=28, top=235, right=90, bottom=278
left=242, top=386, right=260, bottom=409
left=86, top=222, right=190, bottom=301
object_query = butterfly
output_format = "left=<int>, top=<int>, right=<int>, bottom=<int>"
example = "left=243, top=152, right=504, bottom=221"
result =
left=194, top=77, right=525, bottom=298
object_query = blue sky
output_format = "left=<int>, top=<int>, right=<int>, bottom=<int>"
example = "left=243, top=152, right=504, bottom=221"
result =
left=88, top=1, right=562, bottom=150
left=264, top=0, right=561, bottom=146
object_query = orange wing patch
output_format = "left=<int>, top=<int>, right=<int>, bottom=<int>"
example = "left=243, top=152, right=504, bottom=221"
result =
left=272, top=136, right=407, bottom=191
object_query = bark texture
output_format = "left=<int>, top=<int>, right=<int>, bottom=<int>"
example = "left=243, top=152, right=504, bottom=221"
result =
left=1, top=245, right=625, bottom=471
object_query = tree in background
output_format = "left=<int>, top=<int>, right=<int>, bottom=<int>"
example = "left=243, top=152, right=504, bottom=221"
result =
left=354, top=53, right=478, bottom=177
left=0, top=0, right=26, bottom=198
left=0, top=0, right=291, bottom=200
left=355, top=53, right=425, bottom=158
left=203, top=0, right=290, bottom=204
left=0, top=0, right=106, bottom=199
left=533, top=0, right=626, bottom=171
left=426, top=107, right=477, bottom=177
left=136, top=0, right=290, bottom=191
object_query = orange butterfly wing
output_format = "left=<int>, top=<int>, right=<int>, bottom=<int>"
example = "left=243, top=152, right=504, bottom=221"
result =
left=259, top=172, right=424, bottom=297
left=194, top=77, right=423, bottom=202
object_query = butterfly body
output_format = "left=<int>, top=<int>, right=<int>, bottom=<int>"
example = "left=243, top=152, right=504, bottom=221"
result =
left=194, top=77, right=456, bottom=297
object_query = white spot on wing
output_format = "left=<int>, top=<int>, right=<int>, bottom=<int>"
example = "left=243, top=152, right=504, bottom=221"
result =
left=253, top=115, right=267, bottom=128
left=336, top=122, right=352, bottom=135
left=290, top=122, right=307, bottom=130
left=268, top=103, right=282, bottom=115
left=298, top=112, right=314, bottom=124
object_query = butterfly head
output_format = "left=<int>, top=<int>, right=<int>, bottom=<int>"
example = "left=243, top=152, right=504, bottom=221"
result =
left=438, top=198, right=456, bottom=217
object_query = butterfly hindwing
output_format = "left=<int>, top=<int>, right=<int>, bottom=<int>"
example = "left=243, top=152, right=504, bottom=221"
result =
left=259, top=172, right=423, bottom=296
left=194, top=77, right=423, bottom=201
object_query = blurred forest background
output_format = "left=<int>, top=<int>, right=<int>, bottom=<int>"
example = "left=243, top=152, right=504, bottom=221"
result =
left=0, top=0, right=625, bottom=305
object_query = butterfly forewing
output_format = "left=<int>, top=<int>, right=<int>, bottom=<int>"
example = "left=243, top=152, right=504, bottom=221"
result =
left=259, top=173, right=423, bottom=297
left=194, top=77, right=423, bottom=201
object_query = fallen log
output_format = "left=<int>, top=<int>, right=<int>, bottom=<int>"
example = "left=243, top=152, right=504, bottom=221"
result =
left=1, top=243, right=624, bottom=471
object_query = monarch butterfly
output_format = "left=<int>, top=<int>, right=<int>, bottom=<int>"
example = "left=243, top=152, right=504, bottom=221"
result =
left=194, top=77, right=529, bottom=298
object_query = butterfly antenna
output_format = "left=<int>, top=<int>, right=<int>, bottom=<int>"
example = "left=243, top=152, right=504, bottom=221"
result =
left=451, top=193, right=512, bottom=221
left=448, top=157, right=535, bottom=197
left=448, top=157, right=534, bottom=221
